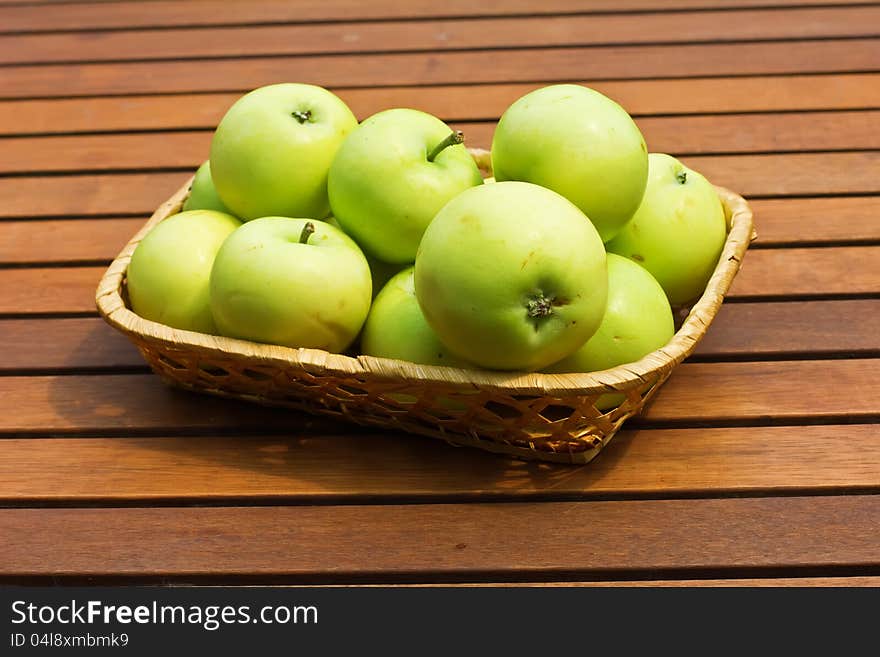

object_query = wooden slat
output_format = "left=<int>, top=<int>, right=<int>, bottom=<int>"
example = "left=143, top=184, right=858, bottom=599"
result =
left=1, top=0, right=870, bottom=33
left=5, top=111, right=880, bottom=175
left=2, top=153, right=877, bottom=218
left=2, top=495, right=879, bottom=578
left=728, top=247, right=880, bottom=298
left=0, top=172, right=183, bottom=218
left=0, top=318, right=141, bottom=370
left=1, top=373, right=345, bottom=435
left=684, top=152, right=880, bottom=196
left=3, top=246, right=875, bottom=315
left=2, top=300, right=877, bottom=372
left=4, top=7, right=880, bottom=65
left=0, top=218, right=139, bottom=263
left=5, top=40, right=880, bottom=99
left=0, top=425, right=877, bottom=503
left=747, top=196, right=880, bottom=245
left=643, top=359, right=880, bottom=422
left=0, top=267, right=104, bottom=314
left=2, top=360, right=877, bottom=434
left=4, top=75, right=880, bottom=136
left=695, top=300, right=880, bottom=357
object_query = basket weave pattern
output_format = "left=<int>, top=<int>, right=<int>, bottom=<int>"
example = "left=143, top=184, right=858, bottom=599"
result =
left=96, top=153, right=755, bottom=464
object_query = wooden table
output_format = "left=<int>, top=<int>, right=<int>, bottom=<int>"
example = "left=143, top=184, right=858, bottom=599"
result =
left=1, top=0, right=878, bottom=587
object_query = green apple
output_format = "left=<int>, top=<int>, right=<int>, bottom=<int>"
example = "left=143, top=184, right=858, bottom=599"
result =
left=325, top=214, right=402, bottom=298
left=361, top=267, right=471, bottom=368
left=127, top=209, right=241, bottom=333
left=182, top=160, right=233, bottom=215
left=545, top=253, right=674, bottom=410
left=414, top=181, right=607, bottom=371
left=365, top=254, right=403, bottom=300
left=328, top=108, right=484, bottom=264
left=210, top=83, right=358, bottom=221
left=491, top=84, right=648, bottom=242
left=606, top=153, right=727, bottom=306
left=209, top=217, right=371, bottom=352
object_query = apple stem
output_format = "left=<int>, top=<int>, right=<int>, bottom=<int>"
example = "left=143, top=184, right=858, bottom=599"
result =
left=676, top=171, right=688, bottom=184
left=526, top=293, right=554, bottom=320
left=292, top=109, right=312, bottom=124
left=427, top=130, right=464, bottom=162
left=299, top=222, right=316, bottom=244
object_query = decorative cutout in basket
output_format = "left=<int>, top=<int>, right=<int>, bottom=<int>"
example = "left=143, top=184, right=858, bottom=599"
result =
left=96, top=149, right=755, bottom=464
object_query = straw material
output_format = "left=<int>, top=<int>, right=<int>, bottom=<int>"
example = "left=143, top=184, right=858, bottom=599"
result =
left=96, top=149, right=756, bottom=464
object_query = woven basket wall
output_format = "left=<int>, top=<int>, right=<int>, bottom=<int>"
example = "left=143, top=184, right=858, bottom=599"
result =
left=96, top=149, right=755, bottom=464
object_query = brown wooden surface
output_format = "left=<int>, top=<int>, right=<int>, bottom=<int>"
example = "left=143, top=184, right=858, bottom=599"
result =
left=1, top=0, right=871, bottom=33
left=1, top=424, right=877, bottom=504
left=3, top=496, right=880, bottom=581
left=1, top=0, right=878, bottom=587
left=7, top=40, right=880, bottom=98
left=4, top=6, right=880, bottom=65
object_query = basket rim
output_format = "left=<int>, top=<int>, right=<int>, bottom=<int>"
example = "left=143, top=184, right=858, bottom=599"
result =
left=95, top=156, right=755, bottom=397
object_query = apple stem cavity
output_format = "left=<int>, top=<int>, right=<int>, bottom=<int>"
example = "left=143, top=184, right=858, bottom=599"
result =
left=299, top=221, right=316, bottom=245
left=676, top=170, right=688, bottom=184
left=427, top=130, right=464, bottom=162
left=291, top=109, right=312, bottom=124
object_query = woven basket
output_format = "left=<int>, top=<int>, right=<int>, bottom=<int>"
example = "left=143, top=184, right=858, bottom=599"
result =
left=96, top=149, right=755, bottom=464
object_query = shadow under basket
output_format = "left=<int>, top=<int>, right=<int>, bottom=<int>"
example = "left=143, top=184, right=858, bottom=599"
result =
left=96, top=150, right=756, bottom=465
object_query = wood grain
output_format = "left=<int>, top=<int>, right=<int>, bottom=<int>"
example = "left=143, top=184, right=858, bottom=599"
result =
left=0, top=425, right=876, bottom=504
left=747, top=196, right=880, bottom=245
left=0, top=172, right=183, bottom=218
left=4, top=7, right=879, bottom=65
left=4, top=111, right=879, bottom=174
left=1, top=300, right=876, bottom=372
left=643, top=359, right=880, bottom=422
left=682, top=152, right=880, bottom=197
left=2, top=495, right=879, bottom=579
left=1, top=0, right=870, bottom=33
left=2, top=153, right=877, bottom=218
left=1, top=360, right=876, bottom=434
left=0, top=218, right=140, bottom=263
left=695, top=300, right=880, bottom=357
left=0, top=317, right=141, bottom=370
left=5, top=40, right=880, bottom=99
left=0, top=373, right=347, bottom=435
left=4, top=75, right=879, bottom=136
left=728, top=247, right=880, bottom=298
